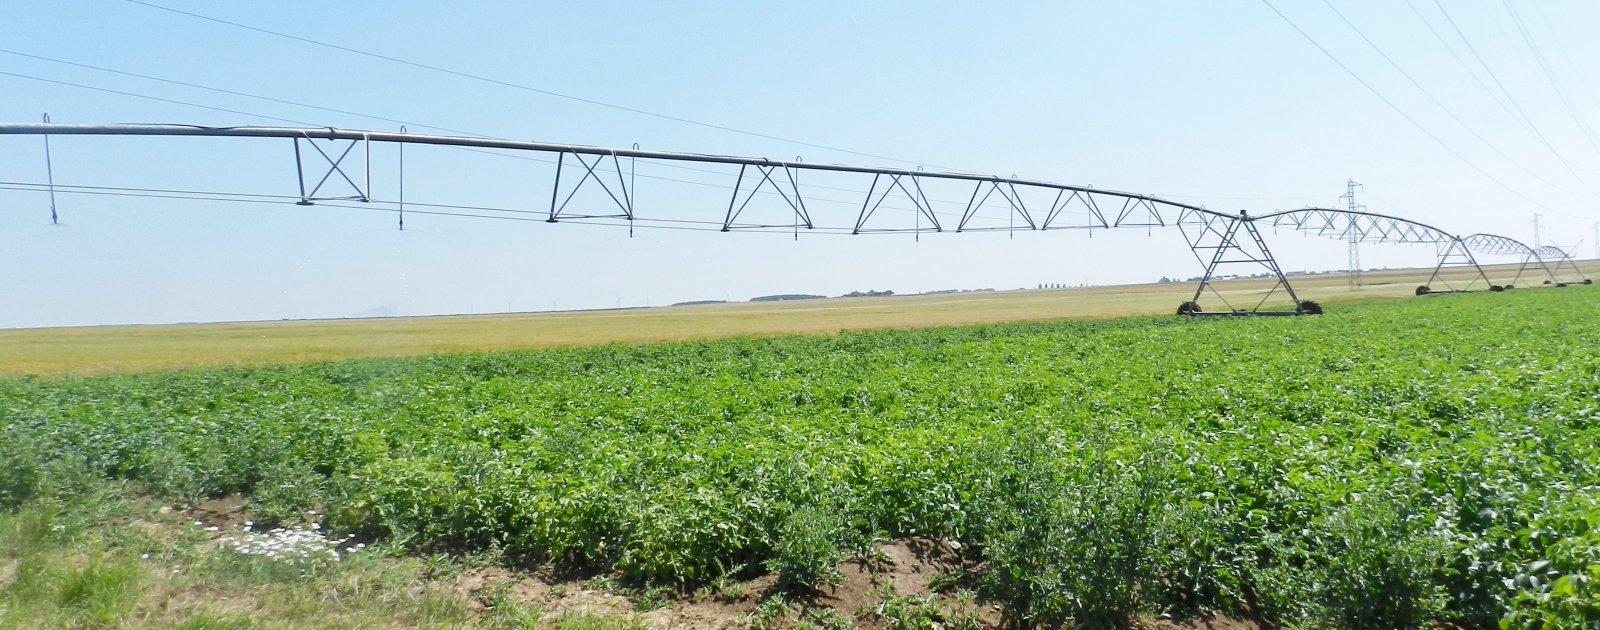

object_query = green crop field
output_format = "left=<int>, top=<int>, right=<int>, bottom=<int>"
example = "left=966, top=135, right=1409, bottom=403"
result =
left=4, top=287, right=1600, bottom=628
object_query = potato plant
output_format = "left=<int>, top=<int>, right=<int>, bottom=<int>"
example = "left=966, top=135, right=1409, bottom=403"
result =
left=4, top=289, right=1599, bottom=627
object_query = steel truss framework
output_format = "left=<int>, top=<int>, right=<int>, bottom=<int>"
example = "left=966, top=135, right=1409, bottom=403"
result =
left=1177, top=210, right=1316, bottom=316
left=1421, top=237, right=1498, bottom=295
left=292, top=134, right=369, bottom=205
left=3, top=122, right=1580, bottom=315
left=1532, top=246, right=1592, bottom=286
left=1462, top=234, right=1558, bottom=288
left=1258, top=208, right=1517, bottom=298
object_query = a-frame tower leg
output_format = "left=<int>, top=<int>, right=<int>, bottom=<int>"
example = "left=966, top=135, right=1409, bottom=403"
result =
left=1177, top=210, right=1320, bottom=316
left=1417, top=237, right=1500, bottom=295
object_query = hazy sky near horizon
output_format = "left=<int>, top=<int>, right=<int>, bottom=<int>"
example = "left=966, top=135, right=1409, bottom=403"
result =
left=3, top=1, right=1599, bottom=328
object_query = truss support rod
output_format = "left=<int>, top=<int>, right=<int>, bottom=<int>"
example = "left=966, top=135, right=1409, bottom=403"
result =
left=41, top=113, right=58, bottom=224
left=612, top=151, right=632, bottom=221
left=722, top=164, right=747, bottom=232
left=1247, top=217, right=1302, bottom=306
left=630, top=143, right=640, bottom=238
left=1509, top=251, right=1557, bottom=286
left=293, top=137, right=309, bottom=205
left=852, top=173, right=880, bottom=235
left=1527, top=251, right=1558, bottom=284
left=1422, top=237, right=1496, bottom=294
left=548, top=152, right=564, bottom=223
left=1189, top=216, right=1245, bottom=307
left=1546, top=253, right=1590, bottom=284
left=398, top=126, right=406, bottom=231
left=786, top=163, right=813, bottom=229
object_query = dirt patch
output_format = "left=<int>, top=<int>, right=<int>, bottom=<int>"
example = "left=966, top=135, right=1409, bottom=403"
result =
left=0, top=558, right=17, bottom=591
left=809, top=538, right=961, bottom=619
left=640, top=601, right=752, bottom=629
left=1134, top=614, right=1263, bottom=630
left=186, top=495, right=249, bottom=530
left=434, top=538, right=1005, bottom=628
left=451, top=567, right=635, bottom=623
left=451, top=567, right=518, bottom=611
left=145, top=584, right=266, bottom=624
left=165, top=529, right=1260, bottom=629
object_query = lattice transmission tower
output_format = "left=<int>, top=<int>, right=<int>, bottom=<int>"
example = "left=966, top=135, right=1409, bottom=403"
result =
left=1340, top=179, right=1364, bottom=289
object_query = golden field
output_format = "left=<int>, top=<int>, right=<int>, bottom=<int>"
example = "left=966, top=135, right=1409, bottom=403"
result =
left=2, top=260, right=1593, bottom=377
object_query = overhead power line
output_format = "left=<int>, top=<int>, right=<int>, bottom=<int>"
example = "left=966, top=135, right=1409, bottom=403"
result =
left=3, top=52, right=1305, bottom=223
left=1499, top=0, right=1600, bottom=157
left=1525, top=1, right=1600, bottom=134
left=0, top=180, right=946, bottom=237
left=123, top=0, right=979, bottom=174
left=1258, top=1, right=1569, bottom=216
left=0, top=67, right=1005, bottom=223
left=1424, top=0, right=1598, bottom=196
left=1316, top=0, right=1581, bottom=197
left=1402, top=0, right=1521, bottom=126
left=1, top=49, right=966, bottom=214
left=0, top=48, right=489, bottom=139
left=0, top=70, right=317, bottom=126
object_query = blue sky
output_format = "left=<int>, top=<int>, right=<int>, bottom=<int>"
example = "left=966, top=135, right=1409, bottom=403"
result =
left=3, top=1, right=1598, bottom=327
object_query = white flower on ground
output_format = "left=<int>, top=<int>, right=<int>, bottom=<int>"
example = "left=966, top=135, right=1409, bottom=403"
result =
left=218, top=524, right=362, bottom=565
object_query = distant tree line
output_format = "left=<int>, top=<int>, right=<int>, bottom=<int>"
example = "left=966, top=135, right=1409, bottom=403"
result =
left=922, top=288, right=996, bottom=295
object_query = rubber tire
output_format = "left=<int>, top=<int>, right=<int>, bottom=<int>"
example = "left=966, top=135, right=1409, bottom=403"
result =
left=1489, top=285, right=1505, bottom=292
left=1504, top=284, right=1514, bottom=290
left=1415, top=285, right=1431, bottom=296
left=1298, top=300, right=1324, bottom=315
left=1176, top=301, right=1201, bottom=316
left=1586, top=279, right=1594, bottom=285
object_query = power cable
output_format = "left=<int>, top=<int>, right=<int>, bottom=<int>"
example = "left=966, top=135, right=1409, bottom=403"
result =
left=120, top=1, right=1356, bottom=210
left=1425, top=0, right=1598, bottom=196
left=1526, top=1, right=1600, bottom=129
left=1258, top=1, right=1574, bottom=217
left=0, top=48, right=489, bottom=139
left=1499, top=0, right=1600, bottom=156
left=0, top=179, right=978, bottom=233
left=1317, top=0, right=1582, bottom=197
left=0, top=68, right=910, bottom=217
left=4, top=45, right=1326, bottom=217
left=0, top=70, right=317, bottom=126
left=0, top=57, right=1321, bottom=229
left=0, top=47, right=886, bottom=200
left=1402, top=0, right=1521, bottom=127
left=0, top=181, right=853, bottom=234
left=123, top=0, right=983, bottom=175
left=0, top=52, right=1021, bottom=222
left=0, top=67, right=1134, bottom=230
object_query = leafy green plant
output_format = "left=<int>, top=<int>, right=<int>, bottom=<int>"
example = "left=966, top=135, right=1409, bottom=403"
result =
left=767, top=503, right=846, bottom=592
left=3, top=289, right=1600, bottom=627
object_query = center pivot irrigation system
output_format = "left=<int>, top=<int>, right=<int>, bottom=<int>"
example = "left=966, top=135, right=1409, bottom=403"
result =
left=2, top=122, right=1589, bottom=316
